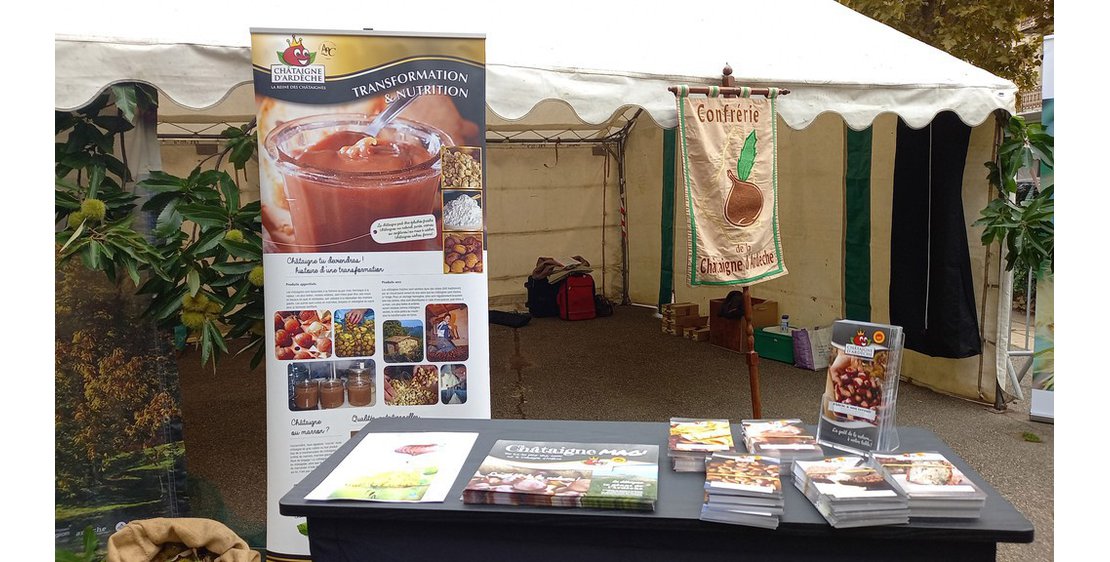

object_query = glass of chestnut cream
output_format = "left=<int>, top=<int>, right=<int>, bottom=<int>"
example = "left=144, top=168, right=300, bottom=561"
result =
left=265, top=113, right=451, bottom=253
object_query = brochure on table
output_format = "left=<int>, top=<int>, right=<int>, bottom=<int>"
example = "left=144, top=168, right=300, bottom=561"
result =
left=306, top=432, right=478, bottom=502
left=871, top=452, right=986, bottom=499
left=251, top=28, right=489, bottom=560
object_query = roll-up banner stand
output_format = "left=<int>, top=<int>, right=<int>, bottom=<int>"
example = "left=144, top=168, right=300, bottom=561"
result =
left=250, top=29, right=489, bottom=560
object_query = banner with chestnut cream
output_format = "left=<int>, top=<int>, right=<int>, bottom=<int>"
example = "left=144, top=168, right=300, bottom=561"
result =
left=251, top=29, right=489, bottom=561
left=675, top=86, right=787, bottom=285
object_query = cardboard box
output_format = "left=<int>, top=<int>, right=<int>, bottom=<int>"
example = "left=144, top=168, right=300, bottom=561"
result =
left=675, top=315, right=708, bottom=328
left=709, top=297, right=779, bottom=353
left=662, top=302, right=699, bottom=318
left=689, top=327, right=710, bottom=342
left=750, top=299, right=779, bottom=329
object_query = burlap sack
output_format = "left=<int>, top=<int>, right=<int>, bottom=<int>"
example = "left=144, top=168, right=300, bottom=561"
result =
left=106, top=518, right=260, bottom=562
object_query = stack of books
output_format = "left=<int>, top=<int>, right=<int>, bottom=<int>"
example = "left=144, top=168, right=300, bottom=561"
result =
left=461, top=440, right=659, bottom=511
left=740, top=419, right=825, bottom=466
left=871, top=452, right=986, bottom=519
left=699, top=453, right=784, bottom=529
left=793, top=456, right=909, bottom=528
left=667, top=418, right=734, bottom=472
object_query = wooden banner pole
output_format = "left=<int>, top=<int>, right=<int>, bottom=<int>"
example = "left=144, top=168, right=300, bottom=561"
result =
left=720, top=64, right=763, bottom=419
left=668, top=64, right=776, bottom=418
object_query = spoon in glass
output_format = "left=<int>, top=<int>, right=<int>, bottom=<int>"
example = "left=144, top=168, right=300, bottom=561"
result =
left=339, top=95, right=420, bottom=158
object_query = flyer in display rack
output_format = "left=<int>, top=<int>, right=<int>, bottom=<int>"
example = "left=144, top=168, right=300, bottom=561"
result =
left=816, top=320, right=905, bottom=455
left=251, top=29, right=489, bottom=560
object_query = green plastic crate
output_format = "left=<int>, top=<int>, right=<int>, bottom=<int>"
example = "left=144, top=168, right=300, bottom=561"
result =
left=754, top=326, right=795, bottom=364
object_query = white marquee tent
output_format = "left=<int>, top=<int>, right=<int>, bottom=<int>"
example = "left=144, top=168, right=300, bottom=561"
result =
left=55, top=0, right=1021, bottom=403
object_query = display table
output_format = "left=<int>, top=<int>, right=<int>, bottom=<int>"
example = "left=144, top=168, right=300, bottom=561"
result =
left=280, top=418, right=1032, bottom=561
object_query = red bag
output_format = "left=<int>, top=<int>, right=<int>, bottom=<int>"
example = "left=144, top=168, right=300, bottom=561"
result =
left=557, top=273, right=597, bottom=320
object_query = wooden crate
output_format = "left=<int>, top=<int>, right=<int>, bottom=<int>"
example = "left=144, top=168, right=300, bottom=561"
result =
left=688, top=327, right=711, bottom=342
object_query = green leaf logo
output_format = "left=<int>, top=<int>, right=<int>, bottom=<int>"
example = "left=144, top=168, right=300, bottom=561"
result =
left=736, top=130, right=757, bottom=182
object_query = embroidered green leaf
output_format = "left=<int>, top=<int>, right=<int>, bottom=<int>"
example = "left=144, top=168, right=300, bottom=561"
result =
left=737, top=130, right=757, bottom=182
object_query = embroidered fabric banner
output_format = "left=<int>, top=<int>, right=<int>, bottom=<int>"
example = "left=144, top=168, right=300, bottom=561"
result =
left=676, top=87, right=787, bottom=285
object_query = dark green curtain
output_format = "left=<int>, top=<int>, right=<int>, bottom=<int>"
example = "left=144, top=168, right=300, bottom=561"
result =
left=844, top=126, right=873, bottom=321
left=658, top=128, right=676, bottom=311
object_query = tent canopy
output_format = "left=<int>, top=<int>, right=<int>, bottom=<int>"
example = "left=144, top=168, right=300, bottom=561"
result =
left=55, top=0, right=1016, bottom=133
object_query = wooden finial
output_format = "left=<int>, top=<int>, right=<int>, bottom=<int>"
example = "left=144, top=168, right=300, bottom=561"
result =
left=723, top=64, right=733, bottom=76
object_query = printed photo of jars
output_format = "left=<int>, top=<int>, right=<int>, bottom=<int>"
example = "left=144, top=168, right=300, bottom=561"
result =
left=440, top=146, right=482, bottom=189
left=440, top=364, right=467, bottom=405
left=384, top=365, right=439, bottom=406
left=382, top=320, right=424, bottom=363
left=287, top=359, right=377, bottom=412
left=288, top=362, right=331, bottom=411
left=275, top=310, right=333, bottom=360
left=334, top=308, right=376, bottom=358
left=443, top=233, right=483, bottom=274
left=441, top=190, right=483, bottom=232
left=426, top=304, right=469, bottom=362
left=338, top=359, right=376, bottom=408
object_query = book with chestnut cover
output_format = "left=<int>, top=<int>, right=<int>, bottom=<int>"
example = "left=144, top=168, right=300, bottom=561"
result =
left=816, top=320, right=905, bottom=455
left=462, top=440, right=659, bottom=511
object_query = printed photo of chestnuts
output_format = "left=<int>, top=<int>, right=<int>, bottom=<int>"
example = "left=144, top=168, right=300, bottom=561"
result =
left=443, top=233, right=483, bottom=274
left=440, top=146, right=483, bottom=189
left=384, top=365, right=439, bottom=406
left=334, top=308, right=376, bottom=358
left=824, top=347, right=889, bottom=423
left=274, top=310, right=333, bottom=360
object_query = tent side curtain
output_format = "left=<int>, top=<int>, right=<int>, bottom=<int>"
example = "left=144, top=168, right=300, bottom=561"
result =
left=889, top=112, right=982, bottom=359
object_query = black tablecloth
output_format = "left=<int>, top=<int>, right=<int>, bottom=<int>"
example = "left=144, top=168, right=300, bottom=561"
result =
left=281, top=418, right=1033, bottom=561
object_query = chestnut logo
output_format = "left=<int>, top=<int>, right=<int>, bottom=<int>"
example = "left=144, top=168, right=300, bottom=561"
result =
left=724, top=130, right=764, bottom=227
left=278, top=35, right=316, bottom=67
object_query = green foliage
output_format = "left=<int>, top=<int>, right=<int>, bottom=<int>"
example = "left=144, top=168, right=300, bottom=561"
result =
left=55, top=84, right=264, bottom=370
left=1021, top=431, right=1043, bottom=443
left=840, top=0, right=1053, bottom=92
left=383, top=321, right=411, bottom=338
left=55, top=526, right=103, bottom=562
left=985, top=116, right=1054, bottom=199
left=973, top=115, right=1054, bottom=279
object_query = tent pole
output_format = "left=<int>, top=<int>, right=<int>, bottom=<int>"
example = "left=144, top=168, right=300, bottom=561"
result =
left=615, top=110, right=643, bottom=306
